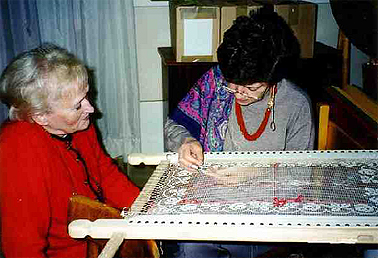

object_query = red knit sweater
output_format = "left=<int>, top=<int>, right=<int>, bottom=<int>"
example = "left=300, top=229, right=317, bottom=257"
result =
left=0, top=121, right=140, bottom=258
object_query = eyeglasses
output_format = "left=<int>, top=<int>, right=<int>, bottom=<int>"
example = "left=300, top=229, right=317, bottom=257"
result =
left=222, top=85, right=252, bottom=98
left=222, top=84, right=269, bottom=101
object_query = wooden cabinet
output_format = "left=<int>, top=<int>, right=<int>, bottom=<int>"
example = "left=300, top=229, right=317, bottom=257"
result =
left=158, top=47, right=216, bottom=113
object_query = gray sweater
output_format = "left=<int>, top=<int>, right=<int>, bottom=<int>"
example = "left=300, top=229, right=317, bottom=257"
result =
left=164, top=79, right=315, bottom=152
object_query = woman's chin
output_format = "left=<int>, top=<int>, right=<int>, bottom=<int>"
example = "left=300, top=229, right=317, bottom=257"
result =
left=235, top=98, right=255, bottom=106
left=76, top=120, right=91, bottom=132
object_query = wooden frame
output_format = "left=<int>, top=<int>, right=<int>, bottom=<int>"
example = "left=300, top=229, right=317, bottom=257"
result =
left=70, top=150, right=378, bottom=245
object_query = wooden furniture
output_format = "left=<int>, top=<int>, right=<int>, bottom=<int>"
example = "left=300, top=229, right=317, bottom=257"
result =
left=67, top=195, right=159, bottom=258
left=337, top=30, right=351, bottom=90
left=316, top=103, right=330, bottom=150
left=316, top=85, right=378, bottom=150
left=315, top=28, right=377, bottom=151
left=158, top=47, right=216, bottom=113
left=69, top=150, right=378, bottom=245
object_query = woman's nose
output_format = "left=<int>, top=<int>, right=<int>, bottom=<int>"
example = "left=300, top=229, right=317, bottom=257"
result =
left=236, top=86, right=249, bottom=95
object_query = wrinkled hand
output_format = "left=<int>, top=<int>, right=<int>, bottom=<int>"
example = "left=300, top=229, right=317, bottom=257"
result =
left=178, top=138, right=204, bottom=171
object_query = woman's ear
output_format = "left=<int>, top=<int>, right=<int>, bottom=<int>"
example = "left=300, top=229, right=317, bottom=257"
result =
left=31, top=113, right=49, bottom=126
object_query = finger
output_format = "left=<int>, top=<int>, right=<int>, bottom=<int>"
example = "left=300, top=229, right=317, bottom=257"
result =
left=186, top=154, right=202, bottom=167
left=178, top=159, right=198, bottom=171
left=194, top=151, right=204, bottom=165
left=189, top=147, right=204, bottom=166
left=177, top=139, right=203, bottom=170
left=180, top=147, right=201, bottom=167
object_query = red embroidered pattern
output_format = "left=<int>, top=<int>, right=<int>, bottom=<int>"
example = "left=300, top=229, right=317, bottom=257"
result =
left=273, top=195, right=304, bottom=207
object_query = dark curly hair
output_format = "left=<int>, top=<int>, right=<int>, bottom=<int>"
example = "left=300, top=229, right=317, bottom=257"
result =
left=217, top=6, right=300, bottom=85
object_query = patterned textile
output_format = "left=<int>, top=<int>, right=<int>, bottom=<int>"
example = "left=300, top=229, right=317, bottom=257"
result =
left=169, top=65, right=234, bottom=152
left=145, top=158, right=378, bottom=217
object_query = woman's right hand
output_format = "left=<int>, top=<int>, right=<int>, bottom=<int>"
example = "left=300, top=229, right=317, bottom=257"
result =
left=178, top=137, right=204, bottom=171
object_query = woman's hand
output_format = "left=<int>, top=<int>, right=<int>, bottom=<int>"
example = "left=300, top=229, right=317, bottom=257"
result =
left=178, top=138, right=204, bottom=171
left=204, top=166, right=259, bottom=186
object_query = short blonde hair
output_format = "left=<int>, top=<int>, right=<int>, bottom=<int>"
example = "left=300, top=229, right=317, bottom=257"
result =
left=0, top=43, right=88, bottom=121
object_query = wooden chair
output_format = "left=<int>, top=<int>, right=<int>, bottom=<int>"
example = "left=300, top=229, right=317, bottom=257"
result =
left=316, top=28, right=378, bottom=150
left=337, top=30, right=350, bottom=91
left=315, top=29, right=349, bottom=151
left=316, top=103, right=330, bottom=150
left=67, top=195, right=160, bottom=258
left=316, top=98, right=376, bottom=150
left=316, top=102, right=353, bottom=150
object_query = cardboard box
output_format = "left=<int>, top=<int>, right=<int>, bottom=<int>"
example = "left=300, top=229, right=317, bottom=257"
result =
left=274, top=1, right=317, bottom=58
left=169, top=0, right=316, bottom=61
left=220, top=2, right=262, bottom=42
left=220, top=1, right=317, bottom=58
left=169, top=2, right=220, bottom=62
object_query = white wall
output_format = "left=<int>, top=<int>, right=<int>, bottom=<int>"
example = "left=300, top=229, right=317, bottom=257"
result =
left=133, top=0, right=368, bottom=153
left=134, top=0, right=169, bottom=153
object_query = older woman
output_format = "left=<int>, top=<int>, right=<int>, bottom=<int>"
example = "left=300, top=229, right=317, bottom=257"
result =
left=0, top=44, right=140, bottom=258
left=163, top=8, right=315, bottom=258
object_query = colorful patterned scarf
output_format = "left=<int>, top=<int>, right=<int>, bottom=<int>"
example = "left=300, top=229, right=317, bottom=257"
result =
left=169, top=65, right=234, bottom=152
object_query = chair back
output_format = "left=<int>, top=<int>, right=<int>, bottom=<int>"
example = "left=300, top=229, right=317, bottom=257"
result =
left=68, top=195, right=160, bottom=258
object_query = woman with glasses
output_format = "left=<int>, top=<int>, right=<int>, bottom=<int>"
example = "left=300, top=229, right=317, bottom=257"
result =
left=165, top=7, right=315, bottom=171
left=163, top=7, right=315, bottom=258
left=0, top=44, right=140, bottom=258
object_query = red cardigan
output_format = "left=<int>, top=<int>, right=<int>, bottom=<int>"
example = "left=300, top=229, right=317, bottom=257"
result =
left=0, top=121, right=140, bottom=258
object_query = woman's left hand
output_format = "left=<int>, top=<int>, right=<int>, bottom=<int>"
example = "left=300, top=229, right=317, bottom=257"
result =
left=204, top=166, right=260, bottom=186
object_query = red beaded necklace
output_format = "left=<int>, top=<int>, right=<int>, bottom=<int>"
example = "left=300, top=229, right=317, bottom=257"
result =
left=235, top=85, right=277, bottom=141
